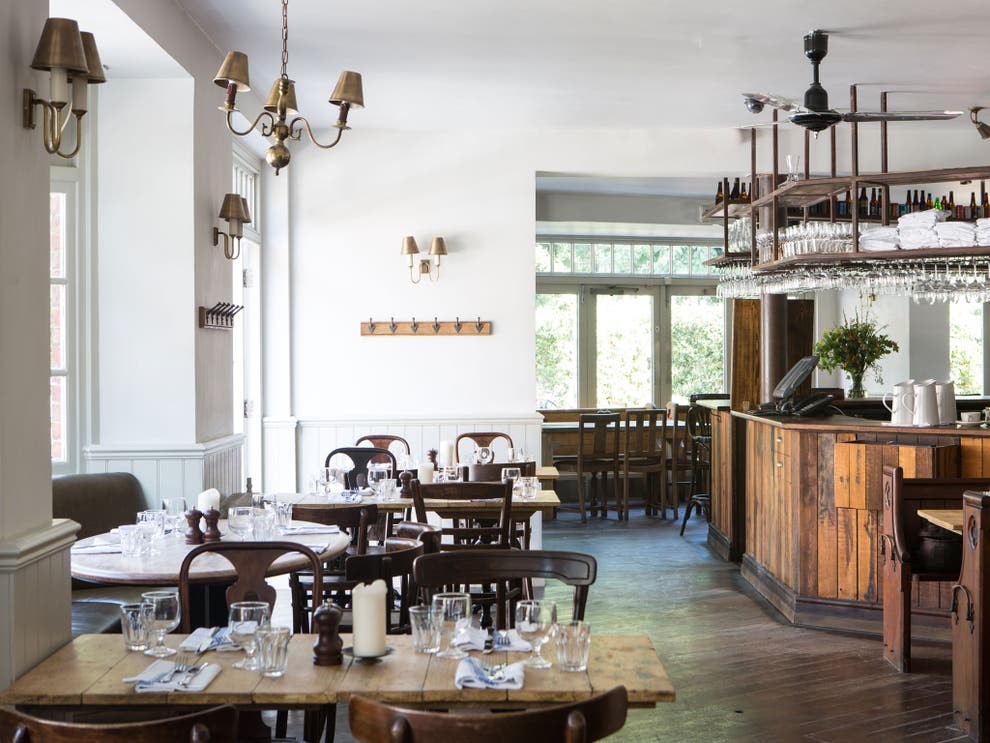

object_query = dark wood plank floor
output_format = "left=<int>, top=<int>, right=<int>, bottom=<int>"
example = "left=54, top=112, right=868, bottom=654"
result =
left=302, top=509, right=964, bottom=742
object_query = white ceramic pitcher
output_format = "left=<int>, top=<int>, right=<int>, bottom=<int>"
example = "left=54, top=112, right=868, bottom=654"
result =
left=936, top=380, right=956, bottom=425
left=882, top=379, right=915, bottom=425
left=912, top=380, right=939, bottom=427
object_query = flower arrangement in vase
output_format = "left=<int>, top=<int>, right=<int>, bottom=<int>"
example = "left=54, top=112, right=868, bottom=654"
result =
left=813, top=313, right=899, bottom=399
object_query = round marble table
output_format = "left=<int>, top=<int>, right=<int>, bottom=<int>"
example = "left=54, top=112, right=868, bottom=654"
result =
left=71, top=520, right=351, bottom=586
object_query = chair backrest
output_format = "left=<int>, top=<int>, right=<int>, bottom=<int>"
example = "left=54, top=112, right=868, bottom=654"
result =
left=291, top=502, right=379, bottom=555
left=413, top=549, right=597, bottom=628
left=52, top=472, right=150, bottom=540
left=577, top=413, right=620, bottom=464
left=355, top=435, right=411, bottom=463
left=410, top=480, right=514, bottom=546
left=348, top=686, right=627, bottom=743
left=667, top=403, right=692, bottom=465
left=455, top=431, right=514, bottom=463
left=686, top=404, right=712, bottom=439
left=393, top=521, right=442, bottom=554
left=624, top=408, right=667, bottom=459
left=178, top=541, right=323, bottom=632
left=465, top=461, right=536, bottom=482
left=0, top=704, right=238, bottom=742
left=325, top=447, right=398, bottom=489
left=345, top=537, right=425, bottom=634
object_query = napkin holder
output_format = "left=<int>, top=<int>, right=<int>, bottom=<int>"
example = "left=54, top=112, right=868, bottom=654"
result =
left=313, top=602, right=344, bottom=666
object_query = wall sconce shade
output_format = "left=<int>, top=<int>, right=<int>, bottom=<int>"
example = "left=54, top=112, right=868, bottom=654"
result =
left=78, top=33, right=106, bottom=84
left=214, top=193, right=252, bottom=260
left=329, top=71, right=364, bottom=108
left=430, top=237, right=447, bottom=257
left=402, top=236, right=446, bottom=283
left=214, top=51, right=251, bottom=91
left=401, top=236, right=420, bottom=257
left=30, top=18, right=89, bottom=74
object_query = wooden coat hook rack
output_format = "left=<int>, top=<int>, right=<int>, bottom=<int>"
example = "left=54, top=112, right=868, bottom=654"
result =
left=199, top=302, right=243, bottom=330
left=361, top=316, right=492, bottom=336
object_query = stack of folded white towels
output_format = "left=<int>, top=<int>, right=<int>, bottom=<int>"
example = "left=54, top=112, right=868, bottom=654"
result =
left=898, top=209, right=945, bottom=249
left=977, top=218, right=990, bottom=246
left=934, top=221, right=976, bottom=247
left=859, top=226, right=899, bottom=251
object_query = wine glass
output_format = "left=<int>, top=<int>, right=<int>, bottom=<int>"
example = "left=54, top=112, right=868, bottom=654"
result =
left=162, top=497, right=186, bottom=540
left=228, top=601, right=270, bottom=671
left=141, top=590, right=180, bottom=657
left=432, top=592, right=471, bottom=660
left=228, top=506, right=254, bottom=541
left=515, top=599, right=557, bottom=669
left=366, top=462, right=392, bottom=495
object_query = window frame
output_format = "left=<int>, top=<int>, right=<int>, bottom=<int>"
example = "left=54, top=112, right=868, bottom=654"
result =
left=50, top=168, right=79, bottom=474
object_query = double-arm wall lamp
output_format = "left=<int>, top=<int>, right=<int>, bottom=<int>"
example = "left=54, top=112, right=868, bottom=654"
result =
left=22, top=18, right=105, bottom=159
left=402, top=236, right=447, bottom=283
left=213, top=194, right=253, bottom=261
left=213, top=0, right=363, bottom=175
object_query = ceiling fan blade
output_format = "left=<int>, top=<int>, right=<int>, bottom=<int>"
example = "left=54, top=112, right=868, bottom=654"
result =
left=841, top=110, right=963, bottom=122
left=742, top=92, right=810, bottom=114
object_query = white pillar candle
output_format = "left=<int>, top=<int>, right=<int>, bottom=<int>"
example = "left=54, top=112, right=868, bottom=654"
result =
left=352, top=579, right=387, bottom=657
left=418, top=460, right=434, bottom=484
left=438, top=440, right=454, bottom=467
left=196, top=488, right=221, bottom=513
left=50, top=68, right=68, bottom=105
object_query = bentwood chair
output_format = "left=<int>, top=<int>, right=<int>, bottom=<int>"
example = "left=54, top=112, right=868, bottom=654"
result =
left=348, top=686, right=628, bottom=743
left=0, top=705, right=239, bottom=742
left=454, top=431, right=514, bottom=463
left=410, top=480, right=515, bottom=547
left=344, top=537, right=425, bottom=634
left=553, top=413, right=621, bottom=522
left=355, top=434, right=411, bottom=464
left=325, top=447, right=397, bottom=489
left=413, top=549, right=597, bottom=630
left=288, top=502, right=379, bottom=632
left=666, top=403, right=692, bottom=517
left=680, top=404, right=713, bottom=535
left=622, top=408, right=668, bottom=520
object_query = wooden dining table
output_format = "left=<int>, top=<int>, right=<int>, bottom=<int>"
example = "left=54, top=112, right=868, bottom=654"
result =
left=0, top=633, right=675, bottom=712
left=278, top=489, right=561, bottom=520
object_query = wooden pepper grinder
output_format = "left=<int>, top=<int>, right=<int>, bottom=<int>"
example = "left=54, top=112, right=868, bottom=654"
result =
left=202, top=508, right=222, bottom=542
left=399, top=470, right=413, bottom=500
left=184, top=509, right=204, bottom=545
left=312, top=602, right=344, bottom=665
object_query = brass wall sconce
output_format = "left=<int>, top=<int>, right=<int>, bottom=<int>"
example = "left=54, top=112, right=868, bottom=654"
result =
left=213, top=0, right=363, bottom=175
left=22, top=18, right=105, bottom=159
left=971, top=108, right=990, bottom=140
left=213, top=194, right=252, bottom=260
left=401, top=236, right=447, bottom=283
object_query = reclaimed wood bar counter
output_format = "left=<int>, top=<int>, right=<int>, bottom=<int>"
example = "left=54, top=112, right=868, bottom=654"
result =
left=711, top=409, right=990, bottom=635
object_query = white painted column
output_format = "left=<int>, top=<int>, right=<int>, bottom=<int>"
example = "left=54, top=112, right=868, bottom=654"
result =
left=0, top=2, right=78, bottom=688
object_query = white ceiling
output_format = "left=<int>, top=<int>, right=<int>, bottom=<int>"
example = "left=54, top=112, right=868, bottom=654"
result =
left=170, top=0, right=990, bottom=131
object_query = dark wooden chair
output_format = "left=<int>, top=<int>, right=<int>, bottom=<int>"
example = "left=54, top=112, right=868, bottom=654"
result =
left=413, top=549, right=597, bottom=630
left=680, top=404, right=713, bottom=535
left=410, top=480, right=515, bottom=547
left=345, top=537, right=425, bottom=634
left=0, top=705, right=239, bottom=742
left=666, top=403, right=692, bottom=516
left=880, top=465, right=990, bottom=672
left=355, top=434, right=411, bottom=464
left=393, top=521, right=442, bottom=555
left=177, top=541, right=323, bottom=632
left=552, top=413, right=621, bottom=522
left=455, top=431, right=514, bottom=463
left=288, top=503, right=379, bottom=632
left=348, top=685, right=627, bottom=743
left=325, top=447, right=397, bottom=489
left=622, top=408, right=668, bottom=521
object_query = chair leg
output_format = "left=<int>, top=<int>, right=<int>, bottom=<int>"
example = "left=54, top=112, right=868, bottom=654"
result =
left=680, top=498, right=696, bottom=536
left=623, top=467, right=631, bottom=520
left=577, top=471, right=587, bottom=523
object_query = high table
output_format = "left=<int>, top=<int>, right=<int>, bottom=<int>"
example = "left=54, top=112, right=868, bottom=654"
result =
left=919, top=499, right=990, bottom=740
left=0, top=633, right=674, bottom=711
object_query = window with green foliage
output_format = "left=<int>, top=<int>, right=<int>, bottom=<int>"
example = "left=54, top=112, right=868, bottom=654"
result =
left=536, top=239, right=722, bottom=277
left=536, top=293, right=579, bottom=408
left=950, top=301, right=984, bottom=395
left=670, top=296, right=726, bottom=402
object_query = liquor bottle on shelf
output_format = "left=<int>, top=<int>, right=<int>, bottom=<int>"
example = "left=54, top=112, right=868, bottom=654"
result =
left=969, top=192, right=978, bottom=220
left=901, top=190, right=911, bottom=216
left=729, top=177, right=740, bottom=200
left=912, top=190, right=920, bottom=212
left=925, top=193, right=933, bottom=210
left=947, top=191, right=956, bottom=219
left=869, top=188, right=878, bottom=218
left=716, top=181, right=724, bottom=203
left=841, top=190, right=851, bottom=217
left=982, top=191, right=989, bottom=218
left=858, top=187, right=868, bottom=218
left=740, top=181, right=749, bottom=202
left=934, top=196, right=943, bottom=211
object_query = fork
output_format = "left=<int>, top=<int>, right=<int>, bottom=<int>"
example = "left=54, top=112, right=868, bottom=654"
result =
left=177, top=660, right=206, bottom=689
left=162, top=652, right=195, bottom=684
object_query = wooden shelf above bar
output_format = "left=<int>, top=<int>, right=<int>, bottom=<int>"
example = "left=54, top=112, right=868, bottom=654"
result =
left=752, top=244, right=990, bottom=273
left=705, top=252, right=753, bottom=267
left=701, top=199, right=751, bottom=219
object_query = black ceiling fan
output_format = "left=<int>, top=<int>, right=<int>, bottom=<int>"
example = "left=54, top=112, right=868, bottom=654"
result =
left=741, top=30, right=962, bottom=133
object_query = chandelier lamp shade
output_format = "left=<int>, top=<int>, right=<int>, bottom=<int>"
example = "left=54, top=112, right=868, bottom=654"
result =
left=213, top=194, right=252, bottom=261
left=402, top=236, right=447, bottom=283
left=214, top=0, right=364, bottom=175
left=22, top=18, right=105, bottom=159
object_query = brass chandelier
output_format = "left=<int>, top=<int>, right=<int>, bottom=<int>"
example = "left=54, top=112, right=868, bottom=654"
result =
left=214, top=0, right=364, bottom=175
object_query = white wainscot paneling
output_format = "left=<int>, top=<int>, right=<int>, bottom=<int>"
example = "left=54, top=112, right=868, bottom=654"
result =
left=263, top=417, right=298, bottom=493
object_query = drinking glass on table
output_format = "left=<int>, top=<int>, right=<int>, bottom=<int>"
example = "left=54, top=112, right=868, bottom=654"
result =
left=228, top=601, right=270, bottom=670
left=256, top=625, right=291, bottom=678
left=432, top=592, right=471, bottom=660
left=228, top=506, right=254, bottom=541
left=437, top=465, right=461, bottom=483
left=141, top=590, right=180, bottom=657
left=137, top=510, right=167, bottom=554
left=501, top=467, right=522, bottom=494
left=162, top=498, right=186, bottom=539
left=119, top=524, right=143, bottom=558
left=366, top=462, right=392, bottom=495
left=556, top=620, right=592, bottom=672
left=515, top=599, right=557, bottom=669
left=517, top=476, right=539, bottom=500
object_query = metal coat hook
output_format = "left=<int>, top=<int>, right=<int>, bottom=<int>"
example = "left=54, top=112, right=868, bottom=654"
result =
left=432, top=317, right=440, bottom=333
left=475, top=317, right=483, bottom=332
left=389, top=317, right=397, bottom=333
left=410, top=317, right=419, bottom=333
left=454, top=316, right=462, bottom=333
left=368, top=317, right=376, bottom=333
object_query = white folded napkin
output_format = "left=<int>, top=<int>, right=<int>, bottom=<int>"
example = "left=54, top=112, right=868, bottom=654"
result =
left=178, top=627, right=240, bottom=652
left=280, top=525, right=340, bottom=535
left=124, top=659, right=221, bottom=693
left=301, top=542, right=330, bottom=553
left=453, top=623, right=532, bottom=652
left=455, top=657, right=525, bottom=690
left=328, top=493, right=364, bottom=503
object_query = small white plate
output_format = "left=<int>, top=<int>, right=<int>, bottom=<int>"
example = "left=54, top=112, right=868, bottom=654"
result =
left=956, top=420, right=985, bottom=427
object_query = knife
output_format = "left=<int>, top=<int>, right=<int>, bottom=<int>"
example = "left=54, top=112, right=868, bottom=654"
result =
left=198, top=627, right=218, bottom=653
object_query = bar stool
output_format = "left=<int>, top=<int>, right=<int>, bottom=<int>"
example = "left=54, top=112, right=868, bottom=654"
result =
left=680, top=404, right=712, bottom=535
